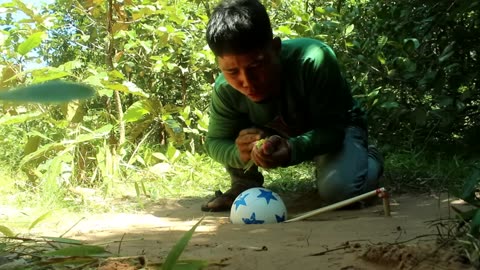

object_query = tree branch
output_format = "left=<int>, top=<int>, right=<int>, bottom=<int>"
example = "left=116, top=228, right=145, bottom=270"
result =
left=107, top=0, right=125, bottom=148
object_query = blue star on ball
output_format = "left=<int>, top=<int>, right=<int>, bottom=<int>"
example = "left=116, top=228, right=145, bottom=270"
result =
left=275, top=213, right=286, bottom=222
left=233, top=193, right=249, bottom=210
left=242, top=212, right=265, bottom=224
left=257, top=189, right=278, bottom=204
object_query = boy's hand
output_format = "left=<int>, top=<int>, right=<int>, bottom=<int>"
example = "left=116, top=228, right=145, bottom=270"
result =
left=251, top=135, right=291, bottom=169
left=235, top=128, right=266, bottom=163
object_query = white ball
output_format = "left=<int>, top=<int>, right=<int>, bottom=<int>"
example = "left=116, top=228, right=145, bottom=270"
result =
left=230, top=187, right=287, bottom=224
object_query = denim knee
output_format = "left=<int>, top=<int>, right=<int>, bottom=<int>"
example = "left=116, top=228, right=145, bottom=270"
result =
left=316, top=172, right=358, bottom=204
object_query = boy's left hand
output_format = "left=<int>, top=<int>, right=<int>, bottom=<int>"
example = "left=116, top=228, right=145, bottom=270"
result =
left=251, top=135, right=291, bottom=169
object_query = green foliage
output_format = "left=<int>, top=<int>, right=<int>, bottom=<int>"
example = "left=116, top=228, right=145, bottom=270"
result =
left=458, top=167, right=480, bottom=236
left=0, top=225, right=15, bottom=237
left=0, top=0, right=478, bottom=218
left=0, top=217, right=207, bottom=269
left=161, top=217, right=206, bottom=270
left=16, top=32, right=46, bottom=56
left=453, top=166, right=480, bottom=267
left=28, top=211, right=52, bottom=231
left=42, top=245, right=109, bottom=257
left=268, top=0, right=480, bottom=152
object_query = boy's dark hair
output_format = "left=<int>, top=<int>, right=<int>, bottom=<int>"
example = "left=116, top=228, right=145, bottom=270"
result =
left=206, top=0, right=273, bottom=56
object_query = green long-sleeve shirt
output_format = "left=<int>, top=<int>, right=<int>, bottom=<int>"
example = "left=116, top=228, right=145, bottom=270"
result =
left=205, top=38, right=366, bottom=169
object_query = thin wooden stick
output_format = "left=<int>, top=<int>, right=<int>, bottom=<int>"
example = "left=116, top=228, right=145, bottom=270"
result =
left=284, top=187, right=387, bottom=223
left=382, top=192, right=391, bottom=217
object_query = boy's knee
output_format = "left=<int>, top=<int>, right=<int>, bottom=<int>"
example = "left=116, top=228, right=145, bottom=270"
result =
left=316, top=173, right=358, bottom=204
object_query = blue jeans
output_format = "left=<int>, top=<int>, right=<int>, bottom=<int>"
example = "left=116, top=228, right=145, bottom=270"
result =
left=314, top=126, right=383, bottom=203
left=225, top=126, right=383, bottom=204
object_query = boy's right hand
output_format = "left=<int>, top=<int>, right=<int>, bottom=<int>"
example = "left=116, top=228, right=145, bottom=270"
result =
left=235, top=128, right=266, bottom=163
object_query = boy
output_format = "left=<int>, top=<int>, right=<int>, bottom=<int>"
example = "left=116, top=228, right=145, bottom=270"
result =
left=202, top=0, right=383, bottom=212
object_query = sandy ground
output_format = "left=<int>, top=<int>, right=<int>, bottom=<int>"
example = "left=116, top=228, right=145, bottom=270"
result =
left=19, top=191, right=470, bottom=270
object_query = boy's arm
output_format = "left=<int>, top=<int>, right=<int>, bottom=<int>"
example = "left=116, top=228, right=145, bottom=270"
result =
left=287, top=46, right=355, bottom=165
left=205, top=85, right=248, bottom=169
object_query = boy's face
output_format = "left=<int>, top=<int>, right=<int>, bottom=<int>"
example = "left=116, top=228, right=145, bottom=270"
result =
left=217, top=39, right=281, bottom=102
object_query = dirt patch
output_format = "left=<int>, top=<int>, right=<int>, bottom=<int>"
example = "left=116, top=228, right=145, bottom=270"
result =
left=20, top=192, right=475, bottom=269
left=360, top=243, right=471, bottom=270
left=97, top=256, right=147, bottom=270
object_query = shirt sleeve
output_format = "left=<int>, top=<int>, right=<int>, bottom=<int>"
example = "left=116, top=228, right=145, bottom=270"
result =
left=287, top=45, right=353, bottom=165
left=205, top=82, right=249, bottom=169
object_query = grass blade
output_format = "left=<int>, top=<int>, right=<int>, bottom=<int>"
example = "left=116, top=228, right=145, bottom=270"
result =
left=42, top=245, right=109, bottom=257
left=41, top=236, right=83, bottom=245
left=0, top=225, right=15, bottom=237
left=29, top=211, right=52, bottom=231
left=161, top=217, right=204, bottom=270
left=243, top=160, right=255, bottom=173
left=59, top=217, right=86, bottom=238
left=38, top=257, right=97, bottom=266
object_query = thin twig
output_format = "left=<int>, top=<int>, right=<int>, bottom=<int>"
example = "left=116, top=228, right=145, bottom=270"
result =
left=117, top=233, right=126, bottom=255
left=306, top=229, right=312, bottom=247
left=93, top=237, right=145, bottom=246
left=389, top=233, right=439, bottom=245
left=60, top=217, right=86, bottom=238
left=307, top=244, right=350, bottom=256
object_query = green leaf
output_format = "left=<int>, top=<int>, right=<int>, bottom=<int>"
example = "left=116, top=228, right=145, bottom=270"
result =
left=139, top=40, right=153, bottom=54
left=377, top=53, right=386, bottom=65
left=134, top=182, right=140, bottom=196
left=124, top=81, right=149, bottom=97
left=102, top=81, right=149, bottom=97
left=29, top=211, right=52, bottom=231
left=277, top=26, right=293, bottom=35
left=108, top=70, right=125, bottom=80
left=0, top=81, right=95, bottom=103
left=380, top=101, right=399, bottom=109
left=344, top=24, right=354, bottom=36
left=41, top=237, right=83, bottom=245
left=42, top=245, right=109, bottom=257
left=124, top=100, right=150, bottom=122
left=0, top=112, right=43, bottom=125
left=59, top=60, right=84, bottom=72
left=439, top=41, right=455, bottom=63
left=20, top=141, right=65, bottom=168
left=103, top=82, right=129, bottom=92
left=31, top=68, right=71, bottom=83
left=84, top=74, right=105, bottom=88
left=17, top=32, right=46, bottom=56
left=315, top=7, right=326, bottom=14
left=0, top=225, right=15, bottom=237
left=403, top=38, right=420, bottom=51
left=20, top=124, right=112, bottom=168
left=12, top=0, right=39, bottom=21
left=152, top=152, right=168, bottom=161
left=166, top=143, right=181, bottom=163
left=162, top=218, right=204, bottom=270
left=439, top=51, right=454, bottom=63
left=377, top=36, right=388, bottom=49
left=367, top=88, right=380, bottom=98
